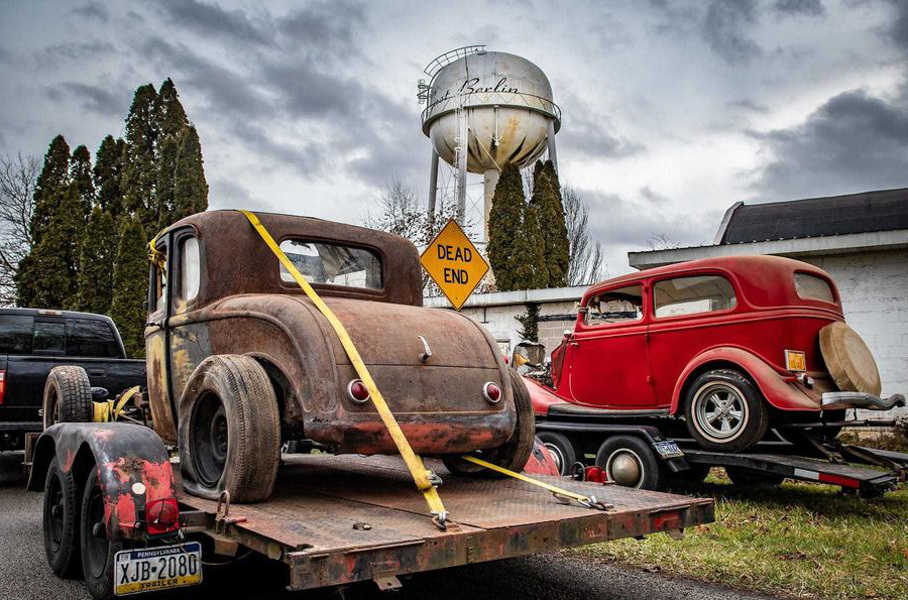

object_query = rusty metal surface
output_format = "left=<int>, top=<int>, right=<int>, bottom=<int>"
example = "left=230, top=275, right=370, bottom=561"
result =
left=174, top=454, right=713, bottom=590
left=148, top=210, right=518, bottom=456
left=28, top=423, right=175, bottom=540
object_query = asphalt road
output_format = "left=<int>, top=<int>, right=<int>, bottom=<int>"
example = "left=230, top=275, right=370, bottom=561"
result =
left=0, top=452, right=780, bottom=600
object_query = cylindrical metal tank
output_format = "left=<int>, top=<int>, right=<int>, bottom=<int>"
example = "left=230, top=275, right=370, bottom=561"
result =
left=422, top=50, right=560, bottom=173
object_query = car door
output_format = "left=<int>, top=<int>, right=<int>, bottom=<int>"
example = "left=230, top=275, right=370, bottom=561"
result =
left=144, top=235, right=177, bottom=443
left=562, top=282, right=656, bottom=409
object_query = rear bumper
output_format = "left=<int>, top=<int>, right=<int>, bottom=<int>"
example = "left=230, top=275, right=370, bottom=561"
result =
left=821, top=391, right=906, bottom=411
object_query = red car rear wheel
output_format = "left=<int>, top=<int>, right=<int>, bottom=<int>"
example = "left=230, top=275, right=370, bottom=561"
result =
left=684, top=369, right=768, bottom=452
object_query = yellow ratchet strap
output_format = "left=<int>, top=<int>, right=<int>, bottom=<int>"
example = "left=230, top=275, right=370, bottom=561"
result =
left=462, top=455, right=612, bottom=511
left=239, top=210, right=449, bottom=529
left=93, top=386, right=142, bottom=423
left=148, top=232, right=167, bottom=271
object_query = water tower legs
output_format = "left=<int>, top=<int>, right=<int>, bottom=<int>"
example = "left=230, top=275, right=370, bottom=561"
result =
left=483, top=167, right=500, bottom=242
left=427, top=149, right=439, bottom=226
left=547, top=120, right=558, bottom=172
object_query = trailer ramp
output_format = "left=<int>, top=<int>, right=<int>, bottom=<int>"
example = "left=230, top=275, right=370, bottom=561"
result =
left=175, top=454, right=713, bottom=591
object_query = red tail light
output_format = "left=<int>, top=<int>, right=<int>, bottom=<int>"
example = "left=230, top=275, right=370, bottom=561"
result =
left=0, top=370, right=5, bottom=405
left=145, top=497, right=180, bottom=535
left=347, top=379, right=370, bottom=403
left=482, top=382, right=501, bottom=404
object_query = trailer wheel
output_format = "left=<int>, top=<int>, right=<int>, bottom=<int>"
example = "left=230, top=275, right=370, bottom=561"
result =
left=595, top=436, right=664, bottom=490
left=43, top=462, right=81, bottom=578
left=443, top=370, right=535, bottom=478
left=537, top=432, right=580, bottom=476
left=725, top=467, right=784, bottom=487
left=80, top=469, right=130, bottom=600
left=179, top=355, right=280, bottom=503
left=684, top=369, right=768, bottom=452
left=43, top=366, right=93, bottom=428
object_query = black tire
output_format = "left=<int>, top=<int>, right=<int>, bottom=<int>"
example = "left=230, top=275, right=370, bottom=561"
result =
left=179, top=355, right=281, bottom=503
left=684, top=369, right=769, bottom=452
left=595, top=436, right=664, bottom=490
left=80, top=469, right=129, bottom=600
left=725, top=467, right=784, bottom=487
left=443, top=370, right=536, bottom=478
left=43, top=462, right=81, bottom=578
left=43, top=366, right=93, bottom=428
left=537, top=432, right=580, bottom=476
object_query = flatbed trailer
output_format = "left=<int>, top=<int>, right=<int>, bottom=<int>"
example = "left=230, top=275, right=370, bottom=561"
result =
left=175, top=453, right=714, bottom=592
left=535, top=415, right=908, bottom=496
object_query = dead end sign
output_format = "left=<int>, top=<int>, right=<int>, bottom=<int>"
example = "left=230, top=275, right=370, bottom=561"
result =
left=420, top=219, right=489, bottom=310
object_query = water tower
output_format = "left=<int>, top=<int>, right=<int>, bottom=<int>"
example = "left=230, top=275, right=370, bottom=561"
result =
left=418, top=46, right=561, bottom=239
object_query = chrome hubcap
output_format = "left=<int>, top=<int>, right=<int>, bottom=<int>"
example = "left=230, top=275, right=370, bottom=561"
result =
left=608, top=451, right=642, bottom=487
left=695, top=383, right=746, bottom=440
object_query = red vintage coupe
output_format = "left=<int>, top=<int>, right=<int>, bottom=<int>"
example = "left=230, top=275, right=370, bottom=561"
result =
left=527, top=255, right=904, bottom=452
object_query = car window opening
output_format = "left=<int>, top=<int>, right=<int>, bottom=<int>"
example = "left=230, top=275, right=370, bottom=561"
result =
left=654, top=275, right=737, bottom=318
left=279, top=239, right=382, bottom=290
left=585, top=285, right=644, bottom=325
left=794, top=272, right=835, bottom=303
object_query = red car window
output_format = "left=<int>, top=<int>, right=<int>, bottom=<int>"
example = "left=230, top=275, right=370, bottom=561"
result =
left=584, top=284, right=644, bottom=326
left=653, top=275, right=737, bottom=318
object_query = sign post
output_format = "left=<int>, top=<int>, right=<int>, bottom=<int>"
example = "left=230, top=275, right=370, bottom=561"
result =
left=420, top=219, right=489, bottom=310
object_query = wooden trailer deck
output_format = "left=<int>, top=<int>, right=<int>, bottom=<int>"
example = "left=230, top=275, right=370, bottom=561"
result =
left=175, top=454, right=714, bottom=591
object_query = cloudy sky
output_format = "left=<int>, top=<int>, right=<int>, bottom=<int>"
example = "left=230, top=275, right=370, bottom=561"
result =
left=2, top=0, right=907, bottom=275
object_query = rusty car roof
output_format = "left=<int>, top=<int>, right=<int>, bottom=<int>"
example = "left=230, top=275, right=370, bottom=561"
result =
left=164, top=210, right=424, bottom=307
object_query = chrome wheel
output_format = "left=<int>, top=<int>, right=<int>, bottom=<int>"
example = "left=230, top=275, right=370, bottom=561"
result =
left=606, top=449, right=644, bottom=488
left=544, top=443, right=565, bottom=473
left=693, top=382, right=748, bottom=442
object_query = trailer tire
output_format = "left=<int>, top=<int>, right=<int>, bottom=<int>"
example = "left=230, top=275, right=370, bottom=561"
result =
left=684, top=369, right=768, bottom=453
left=595, top=436, right=664, bottom=490
left=537, top=432, right=580, bottom=476
left=725, top=467, right=784, bottom=487
left=43, top=366, right=93, bottom=428
left=443, top=370, right=535, bottom=478
left=43, top=462, right=81, bottom=578
left=80, top=468, right=130, bottom=600
left=179, top=355, right=280, bottom=503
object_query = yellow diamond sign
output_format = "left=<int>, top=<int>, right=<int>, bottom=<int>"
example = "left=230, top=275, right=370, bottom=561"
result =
left=420, top=219, right=489, bottom=310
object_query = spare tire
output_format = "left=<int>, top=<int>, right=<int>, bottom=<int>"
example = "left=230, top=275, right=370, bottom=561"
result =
left=43, top=366, right=93, bottom=428
left=819, top=321, right=881, bottom=397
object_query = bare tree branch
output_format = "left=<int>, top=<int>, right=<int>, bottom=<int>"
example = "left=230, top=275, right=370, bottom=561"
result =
left=0, top=152, right=39, bottom=306
left=563, top=186, right=606, bottom=285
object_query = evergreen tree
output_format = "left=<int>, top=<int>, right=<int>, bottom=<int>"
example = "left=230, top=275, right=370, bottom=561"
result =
left=110, top=216, right=148, bottom=357
left=512, top=200, right=548, bottom=289
left=173, top=125, right=208, bottom=217
left=156, top=78, right=188, bottom=138
left=155, top=134, right=179, bottom=230
left=533, top=161, right=569, bottom=288
left=30, top=135, right=71, bottom=246
left=76, top=208, right=117, bottom=314
left=94, top=135, right=126, bottom=217
left=20, top=184, right=82, bottom=309
left=515, top=303, right=540, bottom=342
left=121, top=84, right=159, bottom=237
left=70, top=145, right=95, bottom=218
left=487, top=163, right=525, bottom=292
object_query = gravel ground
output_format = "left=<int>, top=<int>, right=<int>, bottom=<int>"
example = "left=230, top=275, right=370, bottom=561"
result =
left=0, top=452, right=781, bottom=600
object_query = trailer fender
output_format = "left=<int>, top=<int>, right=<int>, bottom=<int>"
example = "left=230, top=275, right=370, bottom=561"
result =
left=28, top=422, right=175, bottom=540
left=671, top=347, right=819, bottom=414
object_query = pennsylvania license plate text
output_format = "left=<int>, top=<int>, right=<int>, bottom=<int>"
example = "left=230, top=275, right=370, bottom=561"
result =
left=114, top=542, right=202, bottom=596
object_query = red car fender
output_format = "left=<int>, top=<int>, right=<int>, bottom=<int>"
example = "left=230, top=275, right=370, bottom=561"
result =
left=522, top=437, right=561, bottom=476
left=670, top=347, right=820, bottom=414
left=523, top=375, right=567, bottom=416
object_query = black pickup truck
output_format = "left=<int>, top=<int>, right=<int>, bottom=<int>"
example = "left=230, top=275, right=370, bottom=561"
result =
left=0, top=308, right=145, bottom=450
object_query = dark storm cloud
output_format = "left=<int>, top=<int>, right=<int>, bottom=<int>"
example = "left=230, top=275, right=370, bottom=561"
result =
left=728, top=98, right=769, bottom=113
left=32, top=41, right=115, bottom=69
left=151, top=0, right=273, bottom=47
left=702, top=0, right=762, bottom=64
left=558, top=94, right=644, bottom=159
left=772, top=0, right=825, bottom=17
left=277, top=1, right=366, bottom=58
left=46, top=82, right=126, bottom=117
left=886, top=0, right=908, bottom=54
left=208, top=178, right=273, bottom=212
left=639, top=186, right=670, bottom=204
left=581, top=189, right=717, bottom=252
left=71, top=2, right=110, bottom=22
left=751, top=89, right=908, bottom=200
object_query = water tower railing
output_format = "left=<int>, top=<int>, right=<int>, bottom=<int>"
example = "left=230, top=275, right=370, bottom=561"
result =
left=423, top=45, right=487, bottom=81
left=421, top=91, right=562, bottom=131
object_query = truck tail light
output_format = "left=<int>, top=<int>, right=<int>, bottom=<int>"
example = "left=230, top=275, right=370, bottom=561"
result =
left=347, top=379, right=370, bottom=403
left=0, top=370, right=5, bottom=405
left=483, top=382, right=501, bottom=404
left=146, top=497, right=180, bottom=536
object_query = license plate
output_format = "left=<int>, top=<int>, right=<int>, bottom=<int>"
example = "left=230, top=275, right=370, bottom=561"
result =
left=653, top=440, right=683, bottom=459
left=114, top=541, right=202, bottom=596
left=785, top=349, right=807, bottom=372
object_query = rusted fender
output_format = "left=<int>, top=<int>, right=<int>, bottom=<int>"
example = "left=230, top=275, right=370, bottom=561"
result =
left=670, top=346, right=821, bottom=414
left=522, top=437, right=561, bottom=476
left=28, top=423, right=175, bottom=540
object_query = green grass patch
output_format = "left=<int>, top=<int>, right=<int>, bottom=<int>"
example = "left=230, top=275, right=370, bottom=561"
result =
left=569, top=471, right=908, bottom=599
